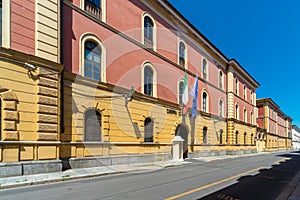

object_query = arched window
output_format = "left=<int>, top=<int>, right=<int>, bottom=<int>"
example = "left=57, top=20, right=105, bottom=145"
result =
left=236, top=131, right=239, bottom=144
left=178, top=80, right=184, bottom=105
left=219, top=99, right=223, bottom=117
left=203, top=127, right=207, bottom=144
left=250, top=91, right=253, bottom=104
left=179, top=41, right=186, bottom=67
left=235, top=104, right=239, bottom=120
left=144, top=16, right=154, bottom=48
left=202, top=59, right=207, bottom=80
left=219, top=71, right=223, bottom=89
left=85, top=109, right=102, bottom=142
left=144, top=66, right=154, bottom=96
left=251, top=133, right=254, bottom=145
left=84, top=41, right=101, bottom=81
left=244, top=108, right=247, bottom=123
left=202, top=92, right=207, bottom=112
left=144, top=118, right=153, bottom=142
left=244, top=132, right=247, bottom=145
left=250, top=112, right=253, bottom=124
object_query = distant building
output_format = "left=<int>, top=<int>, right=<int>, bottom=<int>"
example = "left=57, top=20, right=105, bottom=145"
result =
left=256, top=98, right=292, bottom=151
left=292, top=125, right=300, bottom=150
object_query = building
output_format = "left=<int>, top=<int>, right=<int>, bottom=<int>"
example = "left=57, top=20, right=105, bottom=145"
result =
left=256, top=98, right=292, bottom=151
left=0, top=0, right=276, bottom=176
left=60, top=0, right=260, bottom=169
left=0, top=0, right=63, bottom=175
left=292, top=125, right=300, bottom=150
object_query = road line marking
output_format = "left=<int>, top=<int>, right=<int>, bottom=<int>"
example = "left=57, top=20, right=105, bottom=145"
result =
left=165, top=167, right=263, bottom=200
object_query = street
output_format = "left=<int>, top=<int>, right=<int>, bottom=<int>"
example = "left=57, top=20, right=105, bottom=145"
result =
left=0, top=152, right=299, bottom=200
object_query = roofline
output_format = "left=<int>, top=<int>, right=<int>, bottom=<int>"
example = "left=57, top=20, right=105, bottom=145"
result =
left=156, top=0, right=228, bottom=63
left=229, top=59, right=260, bottom=88
left=256, top=98, right=280, bottom=109
left=156, top=1, right=259, bottom=88
left=256, top=98, right=293, bottom=121
left=293, top=125, right=300, bottom=132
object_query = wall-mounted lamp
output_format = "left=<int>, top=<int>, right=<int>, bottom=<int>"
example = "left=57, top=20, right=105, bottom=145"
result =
left=25, top=62, right=37, bottom=70
left=125, top=86, right=135, bottom=106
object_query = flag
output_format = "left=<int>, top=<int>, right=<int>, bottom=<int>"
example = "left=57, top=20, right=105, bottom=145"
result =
left=182, top=71, right=189, bottom=114
left=190, top=76, right=198, bottom=118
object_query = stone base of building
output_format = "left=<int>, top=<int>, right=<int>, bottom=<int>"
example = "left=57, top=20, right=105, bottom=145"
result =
left=0, top=160, right=62, bottom=178
left=62, top=153, right=173, bottom=170
left=188, top=149, right=257, bottom=158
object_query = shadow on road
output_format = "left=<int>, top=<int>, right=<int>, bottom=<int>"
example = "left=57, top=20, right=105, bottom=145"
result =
left=198, top=151, right=300, bottom=200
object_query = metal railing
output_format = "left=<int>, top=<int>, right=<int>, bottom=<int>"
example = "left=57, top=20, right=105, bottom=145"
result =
left=85, top=1, right=102, bottom=19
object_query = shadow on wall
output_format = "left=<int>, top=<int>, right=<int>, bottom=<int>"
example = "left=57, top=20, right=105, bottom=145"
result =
left=198, top=151, right=300, bottom=200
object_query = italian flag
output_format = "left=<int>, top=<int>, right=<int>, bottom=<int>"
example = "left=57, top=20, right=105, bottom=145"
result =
left=182, top=70, right=189, bottom=114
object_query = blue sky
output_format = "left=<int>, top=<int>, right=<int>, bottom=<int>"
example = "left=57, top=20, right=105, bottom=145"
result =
left=168, top=0, right=300, bottom=126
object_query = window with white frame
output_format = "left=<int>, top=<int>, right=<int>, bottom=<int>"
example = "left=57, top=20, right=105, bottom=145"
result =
left=178, top=80, right=184, bottom=105
left=250, top=111, right=253, bottom=124
left=244, top=85, right=246, bottom=100
left=143, top=15, right=154, bottom=49
left=244, top=108, right=247, bottom=123
left=219, top=99, right=223, bottom=117
left=236, top=104, right=239, bottom=120
left=144, top=65, right=154, bottom=96
left=235, top=78, right=239, bottom=95
left=202, top=59, right=208, bottom=80
left=250, top=91, right=253, bottom=104
left=179, top=41, right=186, bottom=67
left=202, top=92, right=208, bottom=112
left=84, top=40, right=101, bottom=81
left=219, top=71, right=223, bottom=89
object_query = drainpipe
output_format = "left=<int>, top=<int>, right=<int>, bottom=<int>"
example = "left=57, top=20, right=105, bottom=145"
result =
left=60, top=0, right=65, bottom=133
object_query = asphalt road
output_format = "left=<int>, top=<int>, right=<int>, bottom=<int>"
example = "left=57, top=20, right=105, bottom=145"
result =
left=0, top=151, right=299, bottom=200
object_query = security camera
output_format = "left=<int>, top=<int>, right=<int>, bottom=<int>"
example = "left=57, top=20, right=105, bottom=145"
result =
left=25, top=62, right=37, bottom=70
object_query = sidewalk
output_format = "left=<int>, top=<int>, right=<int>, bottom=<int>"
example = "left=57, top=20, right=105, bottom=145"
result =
left=0, top=151, right=291, bottom=191
left=0, top=160, right=191, bottom=189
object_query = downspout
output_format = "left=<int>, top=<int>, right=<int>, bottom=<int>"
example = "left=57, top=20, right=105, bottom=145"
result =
left=60, top=0, right=65, bottom=133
